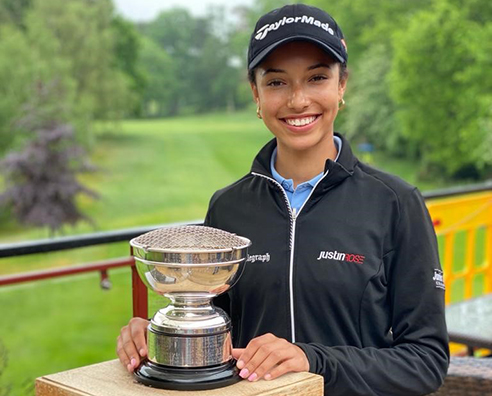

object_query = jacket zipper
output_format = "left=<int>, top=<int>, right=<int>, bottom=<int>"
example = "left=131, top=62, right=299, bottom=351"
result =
left=251, top=171, right=330, bottom=343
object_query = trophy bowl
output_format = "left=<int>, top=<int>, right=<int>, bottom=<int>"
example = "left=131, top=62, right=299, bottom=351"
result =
left=130, top=225, right=251, bottom=390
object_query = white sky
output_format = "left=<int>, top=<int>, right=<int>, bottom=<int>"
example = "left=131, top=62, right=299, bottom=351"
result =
left=113, top=0, right=255, bottom=21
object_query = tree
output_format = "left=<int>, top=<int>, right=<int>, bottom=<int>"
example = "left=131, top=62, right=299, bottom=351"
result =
left=0, top=21, right=76, bottom=155
left=0, top=80, right=98, bottom=234
left=0, top=25, right=37, bottom=154
left=343, top=43, right=403, bottom=155
left=390, top=0, right=492, bottom=177
left=0, top=0, right=31, bottom=27
left=111, top=15, right=147, bottom=116
left=139, top=37, right=177, bottom=117
left=141, top=7, right=248, bottom=115
left=25, top=0, right=137, bottom=128
left=141, top=8, right=205, bottom=115
left=191, top=7, right=244, bottom=112
left=310, top=0, right=429, bottom=65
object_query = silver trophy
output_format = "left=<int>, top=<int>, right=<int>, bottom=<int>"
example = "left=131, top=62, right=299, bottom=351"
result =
left=130, top=225, right=251, bottom=390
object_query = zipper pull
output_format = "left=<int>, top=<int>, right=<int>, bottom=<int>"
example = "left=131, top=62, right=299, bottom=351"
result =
left=292, top=207, right=297, bottom=219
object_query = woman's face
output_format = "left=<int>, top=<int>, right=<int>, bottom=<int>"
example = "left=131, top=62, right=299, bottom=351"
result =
left=251, top=41, right=346, bottom=155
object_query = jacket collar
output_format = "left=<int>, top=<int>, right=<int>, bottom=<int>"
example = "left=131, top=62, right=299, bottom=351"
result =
left=251, top=133, right=358, bottom=189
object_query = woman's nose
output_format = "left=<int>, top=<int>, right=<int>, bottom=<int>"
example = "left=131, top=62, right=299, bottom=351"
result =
left=287, top=86, right=310, bottom=110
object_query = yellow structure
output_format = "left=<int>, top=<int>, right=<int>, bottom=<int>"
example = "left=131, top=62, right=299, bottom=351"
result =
left=426, top=189, right=492, bottom=355
left=427, top=190, right=492, bottom=305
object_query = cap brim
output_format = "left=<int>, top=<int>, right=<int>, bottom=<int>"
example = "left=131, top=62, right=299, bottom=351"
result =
left=248, top=35, right=346, bottom=70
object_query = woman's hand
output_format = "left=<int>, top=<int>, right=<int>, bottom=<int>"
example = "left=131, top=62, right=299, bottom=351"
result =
left=232, top=333, right=309, bottom=382
left=116, top=317, right=149, bottom=373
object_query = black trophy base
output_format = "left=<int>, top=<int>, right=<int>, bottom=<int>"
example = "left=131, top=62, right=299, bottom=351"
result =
left=134, top=359, right=241, bottom=390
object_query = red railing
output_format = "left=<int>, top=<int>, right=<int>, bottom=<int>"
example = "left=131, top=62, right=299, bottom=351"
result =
left=0, top=256, right=149, bottom=318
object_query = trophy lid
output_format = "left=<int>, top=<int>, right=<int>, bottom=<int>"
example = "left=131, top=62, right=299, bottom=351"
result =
left=130, top=225, right=251, bottom=266
left=130, top=225, right=251, bottom=296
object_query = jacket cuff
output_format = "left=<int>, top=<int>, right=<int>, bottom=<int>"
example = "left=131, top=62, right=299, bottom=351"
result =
left=295, top=342, right=317, bottom=374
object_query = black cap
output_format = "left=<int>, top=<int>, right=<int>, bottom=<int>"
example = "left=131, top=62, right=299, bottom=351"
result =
left=247, top=4, right=347, bottom=70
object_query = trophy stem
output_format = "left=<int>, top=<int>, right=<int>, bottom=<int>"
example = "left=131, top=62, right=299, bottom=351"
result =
left=168, top=293, right=214, bottom=308
left=164, top=293, right=217, bottom=319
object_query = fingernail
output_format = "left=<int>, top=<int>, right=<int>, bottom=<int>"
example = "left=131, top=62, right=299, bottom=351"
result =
left=265, top=374, right=272, bottom=381
left=127, top=363, right=133, bottom=373
left=139, top=348, right=146, bottom=357
left=131, top=358, right=137, bottom=367
left=239, top=368, right=249, bottom=378
left=237, top=360, right=245, bottom=369
left=248, top=373, right=258, bottom=382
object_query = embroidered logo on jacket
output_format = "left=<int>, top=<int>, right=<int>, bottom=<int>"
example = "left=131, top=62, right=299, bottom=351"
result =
left=246, top=253, right=271, bottom=263
left=433, top=269, right=445, bottom=290
left=317, top=250, right=365, bottom=264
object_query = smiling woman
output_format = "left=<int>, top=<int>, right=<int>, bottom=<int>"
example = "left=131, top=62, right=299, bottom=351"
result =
left=117, top=4, right=449, bottom=395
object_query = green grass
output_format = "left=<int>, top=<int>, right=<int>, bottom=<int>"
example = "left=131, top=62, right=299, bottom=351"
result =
left=0, top=269, right=133, bottom=396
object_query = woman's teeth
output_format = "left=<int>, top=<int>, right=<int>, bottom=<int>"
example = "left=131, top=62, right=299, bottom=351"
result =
left=285, top=116, right=317, bottom=126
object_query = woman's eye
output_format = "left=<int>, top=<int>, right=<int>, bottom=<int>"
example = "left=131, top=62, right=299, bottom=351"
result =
left=310, top=75, right=327, bottom=82
left=267, top=80, right=284, bottom=87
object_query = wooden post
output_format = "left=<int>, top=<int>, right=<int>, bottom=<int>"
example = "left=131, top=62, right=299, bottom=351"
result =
left=131, top=262, right=148, bottom=319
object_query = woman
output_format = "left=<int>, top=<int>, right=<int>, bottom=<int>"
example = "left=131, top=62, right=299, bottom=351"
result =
left=117, top=4, right=449, bottom=395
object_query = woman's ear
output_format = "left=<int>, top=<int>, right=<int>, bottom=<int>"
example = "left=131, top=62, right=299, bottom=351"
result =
left=250, top=82, right=259, bottom=104
left=338, top=76, right=347, bottom=102
left=338, top=65, right=348, bottom=100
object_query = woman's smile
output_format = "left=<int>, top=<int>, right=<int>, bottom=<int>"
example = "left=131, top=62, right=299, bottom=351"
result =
left=281, top=114, right=321, bottom=131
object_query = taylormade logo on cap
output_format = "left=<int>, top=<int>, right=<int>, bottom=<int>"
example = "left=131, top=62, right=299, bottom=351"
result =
left=254, top=15, right=335, bottom=41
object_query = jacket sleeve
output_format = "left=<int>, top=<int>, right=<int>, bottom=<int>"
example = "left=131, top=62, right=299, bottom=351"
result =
left=295, top=188, right=449, bottom=396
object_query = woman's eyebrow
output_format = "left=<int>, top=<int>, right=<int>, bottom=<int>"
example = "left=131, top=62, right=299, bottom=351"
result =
left=261, top=63, right=332, bottom=76
left=307, top=63, right=332, bottom=71
left=262, top=68, right=285, bottom=76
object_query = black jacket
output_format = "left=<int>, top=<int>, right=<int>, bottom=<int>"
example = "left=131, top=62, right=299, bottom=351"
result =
left=206, top=134, right=449, bottom=395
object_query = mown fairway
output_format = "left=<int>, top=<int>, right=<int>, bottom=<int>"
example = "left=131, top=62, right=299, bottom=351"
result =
left=0, top=111, right=455, bottom=395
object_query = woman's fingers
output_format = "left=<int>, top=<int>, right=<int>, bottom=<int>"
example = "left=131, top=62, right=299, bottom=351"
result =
left=235, top=333, right=276, bottom=372
left=116, top=333, right=131, bottom=370
left=129, top=317, right=149, bottom=357
left=117, top=327, right=139, bottom=372
left=232, top=348, right=245, bottom=360
left=264, top=346, right=310, bottom=380
left=245, top=346, right=287, bottom=381
left=235, top=333, right=308, bottom=381
left=116, top=318, right=149, bottom=372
